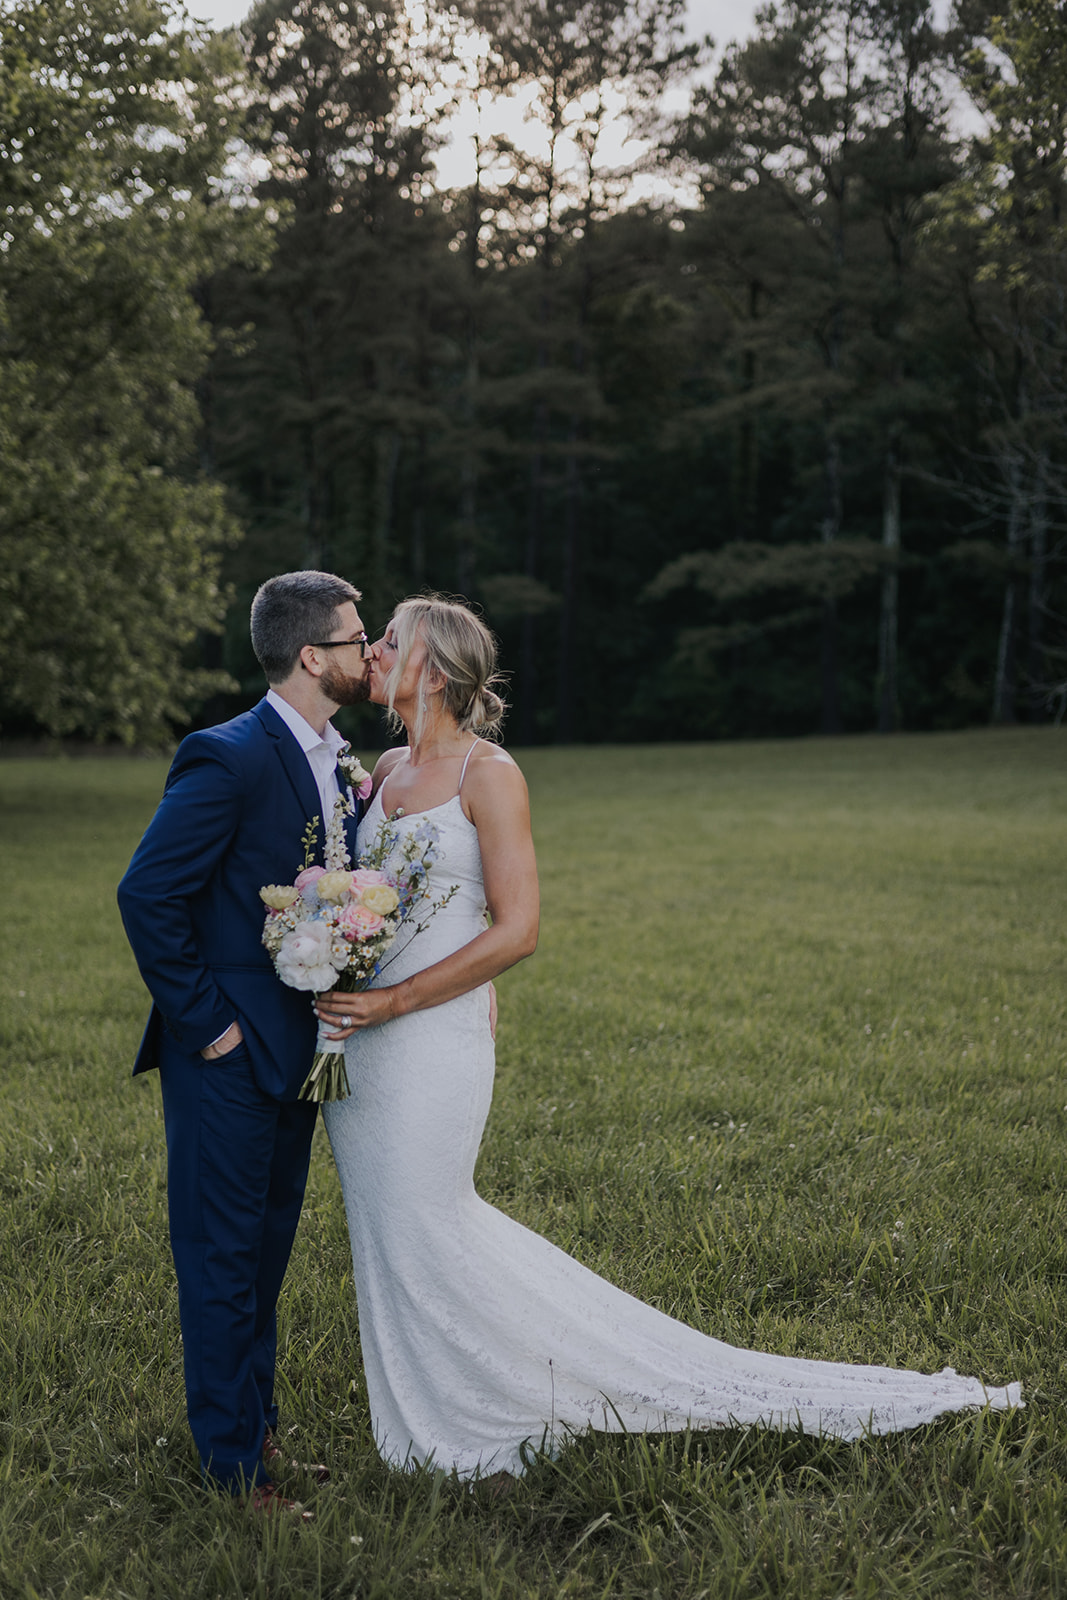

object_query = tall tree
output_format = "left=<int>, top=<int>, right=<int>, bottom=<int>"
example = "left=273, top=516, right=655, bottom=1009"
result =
left=460, top=0, right=695, bottom=740
left=213, top=0, right=449, bottom=610
left=680, top=0, right=880, bottom=732
left=0, top=0, right=262, bottom=743
left=947, top=0, right=1067, bottom=722
left=670, top=0, right=956, bottom=732
left=848, top=0, right=958, bottom=731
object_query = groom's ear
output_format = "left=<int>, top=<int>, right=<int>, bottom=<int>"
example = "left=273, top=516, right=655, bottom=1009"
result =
left=299, top=643, right=326, bottom=680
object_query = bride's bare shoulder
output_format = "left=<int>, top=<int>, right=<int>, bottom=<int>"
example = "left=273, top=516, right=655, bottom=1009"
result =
left=370, top=746, right=408, bottom=794
left=468, top=741, right=524, bottom=780
left=462, top=742, right=530, bottom=821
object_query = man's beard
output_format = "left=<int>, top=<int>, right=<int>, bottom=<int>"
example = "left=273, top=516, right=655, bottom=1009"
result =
left=321, top=658, right=371, bottom=707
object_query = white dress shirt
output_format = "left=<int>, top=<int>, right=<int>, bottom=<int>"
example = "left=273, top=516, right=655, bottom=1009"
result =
left=266, top=687, right=347, bottom=820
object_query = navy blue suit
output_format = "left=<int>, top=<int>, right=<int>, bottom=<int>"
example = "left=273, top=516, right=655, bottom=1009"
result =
left=118, top=697, right=361, bottom=1489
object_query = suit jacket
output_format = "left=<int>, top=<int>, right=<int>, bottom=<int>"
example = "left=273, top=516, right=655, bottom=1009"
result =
left=118, top=698, right=363, bottom=1101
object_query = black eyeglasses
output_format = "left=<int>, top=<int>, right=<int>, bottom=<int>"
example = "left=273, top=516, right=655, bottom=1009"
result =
left=308, top=633, right=370, bottom=659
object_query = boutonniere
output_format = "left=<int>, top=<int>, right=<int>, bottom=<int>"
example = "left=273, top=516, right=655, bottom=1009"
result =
left=337, top=743, right=373, bottom=801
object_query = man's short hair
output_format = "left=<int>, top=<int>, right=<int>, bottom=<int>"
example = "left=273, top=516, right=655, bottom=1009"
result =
left=250, top=571, right=362, bottom=684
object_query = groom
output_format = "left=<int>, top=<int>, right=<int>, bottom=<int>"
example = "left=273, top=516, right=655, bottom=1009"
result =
left=118, top=571, right=370, bottom=1511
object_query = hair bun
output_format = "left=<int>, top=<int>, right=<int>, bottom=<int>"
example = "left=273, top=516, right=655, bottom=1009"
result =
left=469, top=685, right=506, bottom=736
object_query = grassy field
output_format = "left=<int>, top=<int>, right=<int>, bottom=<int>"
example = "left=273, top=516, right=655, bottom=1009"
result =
left=1, top=727, right=1064, bottom=1599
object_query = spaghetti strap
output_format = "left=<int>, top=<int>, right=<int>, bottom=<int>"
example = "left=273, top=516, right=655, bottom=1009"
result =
left=377, top=750, right=410, bottom=812
left=457, top=739, right=479, bottom=795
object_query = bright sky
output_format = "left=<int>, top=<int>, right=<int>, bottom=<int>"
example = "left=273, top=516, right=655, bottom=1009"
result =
left=191, top=0, right=959, bottom=196
left=190, top=0, right=758, bottom=191
left=192, top=0, right=753, bottom=46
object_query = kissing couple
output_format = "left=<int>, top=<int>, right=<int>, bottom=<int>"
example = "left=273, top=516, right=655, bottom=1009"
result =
left=118, top=570, right=1021, bottom=1516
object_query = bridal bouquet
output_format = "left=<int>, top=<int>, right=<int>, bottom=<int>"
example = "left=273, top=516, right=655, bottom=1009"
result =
left=259, top=800, right=453, bottom=1102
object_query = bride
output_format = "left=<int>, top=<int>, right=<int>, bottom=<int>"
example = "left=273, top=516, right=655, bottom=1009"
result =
left=316, top=595, right=1020, bottom=1481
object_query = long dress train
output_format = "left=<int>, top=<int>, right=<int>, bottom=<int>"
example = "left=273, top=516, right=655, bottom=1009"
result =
left=323, top=771, right=1021, bottom=1479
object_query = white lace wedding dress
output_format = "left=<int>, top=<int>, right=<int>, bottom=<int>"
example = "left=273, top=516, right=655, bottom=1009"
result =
left=323, top=774, right=1021, bottom=1479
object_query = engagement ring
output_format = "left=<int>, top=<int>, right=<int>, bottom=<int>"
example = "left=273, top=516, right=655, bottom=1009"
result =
left=340, top=1014, right=351, bottom=1024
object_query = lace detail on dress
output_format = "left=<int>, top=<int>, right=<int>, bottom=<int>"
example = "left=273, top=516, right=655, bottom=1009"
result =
left=323, top=792, right=1022, bottom=1478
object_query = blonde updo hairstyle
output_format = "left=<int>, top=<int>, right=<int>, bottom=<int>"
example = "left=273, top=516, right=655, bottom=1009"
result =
left=384, top=596, right=507, bottom=745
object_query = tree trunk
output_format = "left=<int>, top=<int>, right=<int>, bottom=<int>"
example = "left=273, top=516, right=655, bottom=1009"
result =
left=991, top=449, right=1024, bottom=725
left=456, top=161, right=482, bottom=600
left=411, top=428, right=427, bottom=591
left=732, top=279, right=760, bottom=539
left=1026, top=448, right=1048, bottom=716
left=369, top=428, right=401, bottom=603
left=456, top=389, right=478, bottom=599
left=297, top=290, right=327, bottom=568
left=820, top=430, right=843, bottom=734
left=877, top=432, right=902, bottom=732
left=520, top=241, right=552, bottom=744
left=301, top=452, right=327, bottom=568
left=555, top=418, right=580, bottom=744
left=556, top=241, right=592, bottom=746
left=519, top=405, right=545, bottom=746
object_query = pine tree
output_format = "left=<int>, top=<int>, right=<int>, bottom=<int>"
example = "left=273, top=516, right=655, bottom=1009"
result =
left=948, top=0, right=1067, bottom=722
left=213, top=0, right=449, bottom=612
left=458, top=0, right=695, bottom=740
left=668, top=0, right=959, bottom=732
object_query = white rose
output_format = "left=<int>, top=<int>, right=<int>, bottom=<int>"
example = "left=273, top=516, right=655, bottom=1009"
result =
left=275, top=920, right=341, bottom=991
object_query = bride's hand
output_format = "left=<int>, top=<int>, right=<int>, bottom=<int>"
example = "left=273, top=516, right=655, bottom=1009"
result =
left=314, top=987, right=400, bottom=1038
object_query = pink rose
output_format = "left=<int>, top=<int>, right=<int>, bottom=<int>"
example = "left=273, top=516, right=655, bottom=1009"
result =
left=349, top=868, right=387, bottom=891
left=295, top=864, right=327, bottom=903
left=357, top=775, right=373, bottom=801
left=339, top=903, right=385, bottom=940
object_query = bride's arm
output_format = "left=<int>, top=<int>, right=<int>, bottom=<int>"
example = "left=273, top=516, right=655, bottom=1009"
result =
left=316, top=748, right=538, bottom=1035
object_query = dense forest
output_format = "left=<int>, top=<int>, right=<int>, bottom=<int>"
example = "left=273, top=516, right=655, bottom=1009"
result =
left=2, top=0, right=1065, bottom=746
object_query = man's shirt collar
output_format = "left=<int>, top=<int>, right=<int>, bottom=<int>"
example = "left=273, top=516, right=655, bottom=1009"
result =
left=266, top=688, right=343, bottom=757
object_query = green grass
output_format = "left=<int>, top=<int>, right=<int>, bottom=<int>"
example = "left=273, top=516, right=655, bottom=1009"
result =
left=1, top=727, right=1065, bottom=1599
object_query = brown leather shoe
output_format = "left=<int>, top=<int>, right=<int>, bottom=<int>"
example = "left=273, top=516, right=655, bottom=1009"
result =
left=246, top=1481, right=314, bottom=1521
left=262, top=1428, right=331, bottom=1485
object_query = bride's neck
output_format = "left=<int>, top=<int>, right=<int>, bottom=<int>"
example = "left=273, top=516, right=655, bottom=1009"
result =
left=402, top=710, right=470, bottom=768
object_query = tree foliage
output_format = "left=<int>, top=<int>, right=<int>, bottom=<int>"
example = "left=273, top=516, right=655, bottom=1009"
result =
left=4, top=0, right=1067, bottom=743
left=0, top=0, right=268, bottom=743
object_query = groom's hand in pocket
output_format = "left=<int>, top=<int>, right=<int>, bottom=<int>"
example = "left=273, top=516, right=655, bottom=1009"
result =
left=200, top=1021, right=244, bottom=1060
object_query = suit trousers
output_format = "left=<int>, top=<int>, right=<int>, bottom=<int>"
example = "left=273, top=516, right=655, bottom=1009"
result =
left=158, top=1037, right=318, bottom=1490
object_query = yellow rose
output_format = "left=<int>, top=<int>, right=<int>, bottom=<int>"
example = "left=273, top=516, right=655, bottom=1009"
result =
left=259, top=884, right=299, bottom=910
left=360, top=883, right=400, bottom=915
left=316, top=870, right=354, bottom=903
